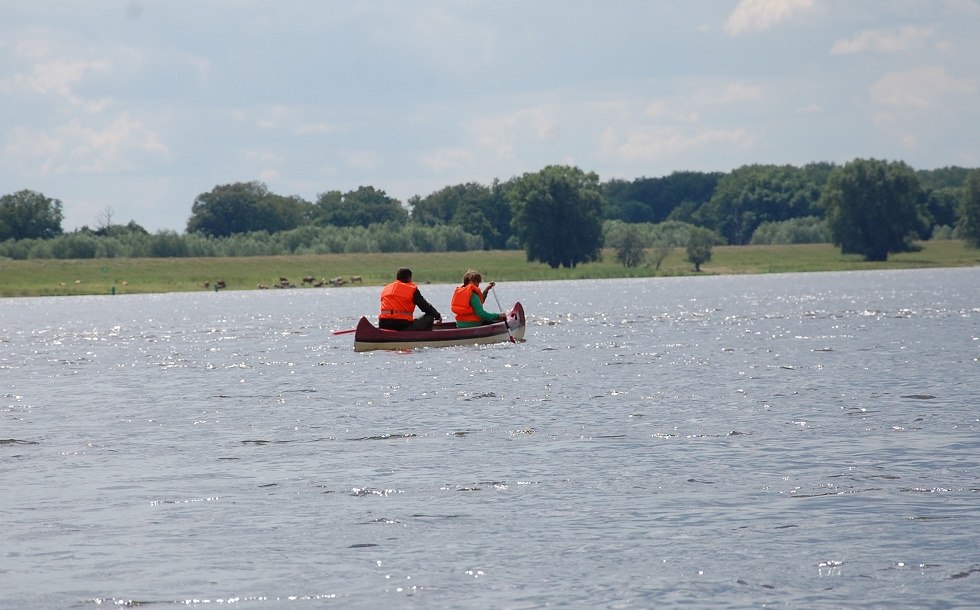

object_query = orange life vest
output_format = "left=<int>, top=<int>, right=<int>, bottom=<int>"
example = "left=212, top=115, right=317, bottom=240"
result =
left=379, top=281, right=417, bottom=321
left=451, top=284, right=483, bottom=323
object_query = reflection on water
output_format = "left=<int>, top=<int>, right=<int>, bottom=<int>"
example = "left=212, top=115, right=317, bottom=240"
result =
left=1, top=268, right=979, bottom=609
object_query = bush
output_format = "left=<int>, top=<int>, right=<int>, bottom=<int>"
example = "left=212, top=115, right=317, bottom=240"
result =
left=750, top=216, right=830, bottom=245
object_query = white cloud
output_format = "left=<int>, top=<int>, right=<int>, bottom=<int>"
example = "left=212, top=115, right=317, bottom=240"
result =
left=421, top=148, right=473, bottom=172
left=831, top=26, right=934, bottom=55
left=295, top=122, right=340, bottom=136
left=258, top=168, right=280, bottom=182
left=942, top=0, right=980, bottom=17
left=600, top=126, right=754, bottom=163
left=344, top=150, right=379, bottom=170
left=10, top=59, right=108, bottom=102
left=725, top=0, right=816, bottom=36
left=3, top=113, right=170, bottom=175
left=871, top=66, right=977, bottom=110
left=466, top=105, right=563, bottom=162
left=795, top=103, right=824, bottom=114
left=719, top=82, right=764, bottom=103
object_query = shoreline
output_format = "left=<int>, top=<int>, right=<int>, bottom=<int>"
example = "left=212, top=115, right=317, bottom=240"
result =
left=1, top=241, right=978, bottom=298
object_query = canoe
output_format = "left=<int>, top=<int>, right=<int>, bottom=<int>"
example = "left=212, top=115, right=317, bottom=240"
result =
left=353, top=302, right=526, bottom=352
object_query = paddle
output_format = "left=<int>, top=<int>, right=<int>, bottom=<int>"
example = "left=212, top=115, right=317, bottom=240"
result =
left=332, top=328, right=356, bottom=335
left=489, top=283, right=516, bottom=343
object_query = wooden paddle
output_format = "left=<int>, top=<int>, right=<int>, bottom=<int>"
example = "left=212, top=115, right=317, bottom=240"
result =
left=489, top=284, right=516, bottom=343
left=332, top=328, right=356, bottom=335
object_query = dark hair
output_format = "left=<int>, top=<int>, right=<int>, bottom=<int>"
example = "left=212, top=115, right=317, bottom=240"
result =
left=396, top=267, right=412, bottom=282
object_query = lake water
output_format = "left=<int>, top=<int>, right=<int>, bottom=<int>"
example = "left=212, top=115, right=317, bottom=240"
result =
left=2, top=268, right=979, bottom=609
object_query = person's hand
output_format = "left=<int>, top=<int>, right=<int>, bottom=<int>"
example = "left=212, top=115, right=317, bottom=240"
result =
left=487, top=282, right=495, bottom=291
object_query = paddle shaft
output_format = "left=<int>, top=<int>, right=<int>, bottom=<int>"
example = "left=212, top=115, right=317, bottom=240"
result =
left=489, top=285, right=516, bottom=343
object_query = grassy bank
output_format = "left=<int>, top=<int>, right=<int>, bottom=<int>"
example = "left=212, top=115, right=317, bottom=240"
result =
left=1, top=241, right=977, bottom=298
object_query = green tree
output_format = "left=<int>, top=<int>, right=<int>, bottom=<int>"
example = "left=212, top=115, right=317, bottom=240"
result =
left=0, top=190, right=65, bottom=240
left=187, top=182, right=310, bottom=237
left=749, top=216, right=830, bottom=245
left=923, top=187, right=962, bottom=231
left=822, top=159, right=926, bottom=261
left=602, top=171, right=722, bottom=223
left=958, top=169, right=980, bottom=248
left=257, top=194, right=313, bottom=233
left=686, top=226, right=718, bottom=272
left=508, top=165, right=604, bottom=268
left=700, top=164, right=820, bottom=245
left=314, top=186, right=408, bottom=227
left=614, top=224, right=647, bottom=268
left=411, top=181, right=512, bottom=249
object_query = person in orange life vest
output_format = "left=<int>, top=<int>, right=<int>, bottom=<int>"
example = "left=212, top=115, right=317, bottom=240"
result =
left=451, top=270, right=505, bottom=328
left=378, top=267, right=442, bottom=331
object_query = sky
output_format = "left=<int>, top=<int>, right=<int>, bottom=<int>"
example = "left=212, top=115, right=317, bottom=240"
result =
left=2, top=0, right=979, bottom=233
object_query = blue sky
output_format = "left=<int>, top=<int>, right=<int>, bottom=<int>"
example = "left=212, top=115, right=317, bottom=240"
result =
left=2, top=0, right=978, bottom=232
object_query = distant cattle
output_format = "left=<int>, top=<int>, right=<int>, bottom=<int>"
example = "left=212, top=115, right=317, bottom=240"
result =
left=302, top=275, right=316, bottom=285
left=349, top=275, right=363, bottom=284
left=330, top=276, right=346, bottom=287
left=215, top=280, right=227, bottom=290
left=257, top=283, right=270, bottom=289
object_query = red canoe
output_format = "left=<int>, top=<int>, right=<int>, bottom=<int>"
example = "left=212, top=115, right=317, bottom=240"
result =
left=353, top=302, right=526, bottom=352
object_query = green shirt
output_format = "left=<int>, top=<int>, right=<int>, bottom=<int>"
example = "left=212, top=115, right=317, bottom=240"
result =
left=455, top=291, right=500, bottom=327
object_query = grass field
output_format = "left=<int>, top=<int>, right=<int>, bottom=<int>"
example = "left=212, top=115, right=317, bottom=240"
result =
left=1, top=241, right=977, bottom=298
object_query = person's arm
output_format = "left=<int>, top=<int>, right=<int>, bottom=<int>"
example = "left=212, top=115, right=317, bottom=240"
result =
left=481, top=281, right=495, bottom=300
left=413, top=289, right=441, bottom=320
left=470, top=292, right=502, bottom=322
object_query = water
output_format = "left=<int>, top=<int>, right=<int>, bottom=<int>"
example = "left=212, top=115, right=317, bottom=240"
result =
left=2, top=268, right=979, bottom=609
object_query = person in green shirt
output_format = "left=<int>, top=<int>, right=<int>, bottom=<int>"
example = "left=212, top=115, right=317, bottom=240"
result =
left=450, top=270, right=506, bottom=328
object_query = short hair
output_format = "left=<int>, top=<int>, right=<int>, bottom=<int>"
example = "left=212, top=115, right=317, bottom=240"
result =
left=396, top=267, right=412, bottom=282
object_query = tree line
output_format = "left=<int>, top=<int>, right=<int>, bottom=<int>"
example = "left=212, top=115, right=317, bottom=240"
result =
left=3, top=160, right=980, bottom=267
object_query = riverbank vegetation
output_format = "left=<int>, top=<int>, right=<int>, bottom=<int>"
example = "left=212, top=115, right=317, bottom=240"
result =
left=2, top=160, right=979, bottom=298
left=1, top=240, right=976, bottom=298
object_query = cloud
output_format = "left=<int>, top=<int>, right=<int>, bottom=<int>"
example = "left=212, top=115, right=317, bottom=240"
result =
left=600, top=126, right=754, bottom=163
left=719, top=82, right=764, bottom=103
left=795, top=103, right=824, bottom=114
left=421, top=148, right=473, bottom=172
left=295, top=122, right=341, bottom=136
left=871, top=66, right=978, bottom=110
left=724, top=0, right=816, bottom=36
left=344, top=150, right=379, bottom=171
left=831, top=26, right=934, bottom=55
left=1, top=58, right=108, bottom=104
left=466, top=105, right=563, bottom=162
left=3, top=113, right=170, bottom=175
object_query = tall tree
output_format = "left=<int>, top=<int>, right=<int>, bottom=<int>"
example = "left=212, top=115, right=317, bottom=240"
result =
left=0, top=190, right=65, bottom=240
left=411, top=181, right=512, bottom=248
left=614, top=224, right=647, bottom=268
left=508, top=165, right=604, bottom=268
left=186, top=181, right=310, bottom=237
left=686, top=227, right=718, bottom=272
left=700, top=164, right=821, bottom=245
left=602, top=171, right=722, bottom=223
left=314, top=186, right=407, bottom=227
left=821, top=159, right=926, bottom=261
left=958, top=169, right=980, bottom=248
